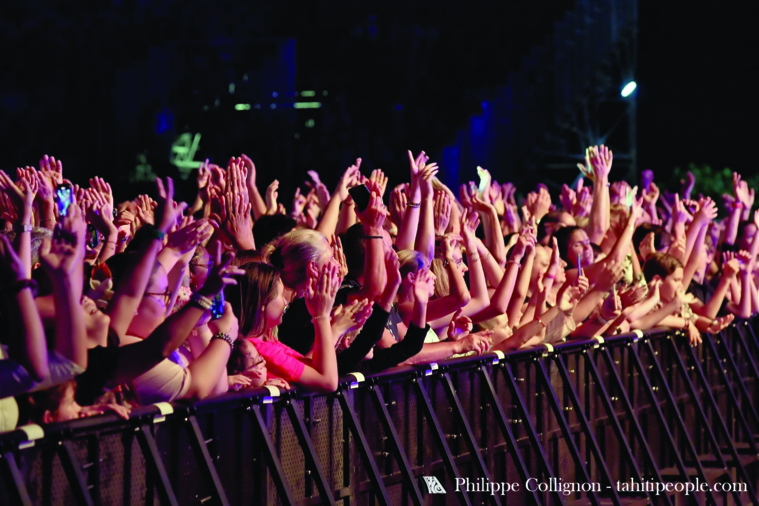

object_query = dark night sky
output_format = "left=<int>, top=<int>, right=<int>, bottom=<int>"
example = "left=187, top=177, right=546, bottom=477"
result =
left=637, top=1, right=759, bottom=175
left=0, top=1, right=757, bottom=196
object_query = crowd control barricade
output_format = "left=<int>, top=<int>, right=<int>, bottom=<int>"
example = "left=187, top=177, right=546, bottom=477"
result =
left=3, top=321, right=759, bottom=505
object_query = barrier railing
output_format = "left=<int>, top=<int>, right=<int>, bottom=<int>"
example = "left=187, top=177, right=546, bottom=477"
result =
left=2, top=320, right=759, bottom=505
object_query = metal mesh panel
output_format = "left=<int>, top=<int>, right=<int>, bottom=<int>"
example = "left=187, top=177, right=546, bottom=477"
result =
left=274, top=403, right=306, bottom=503
left=310, top=395, right=344, bottom=494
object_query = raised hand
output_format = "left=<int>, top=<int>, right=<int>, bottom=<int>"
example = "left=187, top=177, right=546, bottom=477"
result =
left=558, top=274, right=589, bottom=313
left=447, top=308, right=473, bottom=341
left=0, top=235, right=27, bottom=284
left=221, top=193, right=255, bottom=249
left=412, top=266, right=435, bottom=305
left=389, top=185, right=408, bottom=226
left=331, top=235, right=348, bottom=278
left=291, top=187, right=307, bottom=219
left=680, top=171, right=696, bottom=200
left=167, top=218, right=213, bottom=255
left=198, top=242, right=245, bottom=297
left=704, top=314, right=735, bottom=334
left=588, top=145, right=612, bottom=180
left=600, top=288, right=623, bottom=321
left=433, top=191, right=452, bottom=235
left=0, top=171, right=36, bottom=217
left=356, top=187, right=388, bottom=232
left=334, top=160, right=361, bottom=202
left=154, top=177, right=187, bottom=233
left=39, top=155, right=63, bottom=185
left=525, top=185, right=551, bottom=222
left=40, top=203, right=86, bottom=277
left=331, top=298, right=373, bottom=342
left=620, top=283, right=648, bottom=306
left=369, top=169, right=388, bottom=198
left=305, top=262, right=340, bottom=319
left=265, top=180, right=279, bottom=215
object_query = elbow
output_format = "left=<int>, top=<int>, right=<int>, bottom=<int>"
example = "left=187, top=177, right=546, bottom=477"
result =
left=314, top=376, right=338, bottom=393
left=459, top=291, right=472, bottom=307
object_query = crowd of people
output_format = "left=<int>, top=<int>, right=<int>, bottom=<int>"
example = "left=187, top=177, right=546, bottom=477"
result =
left=0, top=147, right=755, bottom=431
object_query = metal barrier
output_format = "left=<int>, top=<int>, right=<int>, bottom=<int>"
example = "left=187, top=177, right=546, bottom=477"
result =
left=2, top=321, right=759, bottom=505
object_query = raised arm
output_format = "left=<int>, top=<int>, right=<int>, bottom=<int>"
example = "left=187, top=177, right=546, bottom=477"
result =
left=241, top=154, right=268, bottom=220
left=297, top=263, right=341, bottom=393
left=39, top=204, right=89, bottom=370
left=0, top=235, right=48, bottom=381
left=354, top=185, right=388, bottom=302
left=106, top=177, right=187, bottom=339
left=414, top=165, right=439, bottom=261
left=585, top=146, right=612, bottom=244
left=396, top=151, right=428, bottom=251
left=317, top=161, right=360, bottom=238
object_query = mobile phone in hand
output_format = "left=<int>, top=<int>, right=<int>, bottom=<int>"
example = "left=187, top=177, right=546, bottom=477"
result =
left=348, top=184, right=371, bottom=212
left=210, top=291, right=225, bottom=320
left=56, top=184, right=73, bottom=217
left=87, top=224, right=100, bottom=249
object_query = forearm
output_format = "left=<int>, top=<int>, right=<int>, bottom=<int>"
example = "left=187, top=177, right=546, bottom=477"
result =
left=607, top=215, right=636, bottom=264
left=587, top=176, right=609, bottom=244
left=506, top=252, right=534, bottom=325
left=248, top=183, right=268, bottom=220
left=359, top=229, right=386, bottom=301
left=7, top=288, right=49, bottom=381
left=483, top=208, right=506, bottom=266
left=630, top=300, right=680, bottom=331
left=724, top=208, right=742, bottom=245
left=471, top=260, right=519, bottom=323
left=97, top=226, right=119, bottom=263
left=51, top=276, right=88, bottom=370
left=477, top=239, right=504, bottom=285
left=186, top=340, right=232, bottom=399
left=699, top=275, right=734, bottom=319
left=15, top=208, right=33, bottom=278
left=316, top=195, right=343, bottom=237
left=415, top=195, right=435, bottom=261
left=684, top=219, right=707, bottom=266
left=396, top=183, right=421, bottom=251
left=336, top=201, right=356, bottom=235
left=310, top=319, right=338, bottom=392
left=682, top=227, right=706, bottom=290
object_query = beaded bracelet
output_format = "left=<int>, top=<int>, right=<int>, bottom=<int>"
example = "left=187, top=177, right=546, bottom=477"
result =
left=211, top=332, right=234, bottom=349
left=406, top=202, right=421, bottom=209
left=189, top=292, right=213, bottom=310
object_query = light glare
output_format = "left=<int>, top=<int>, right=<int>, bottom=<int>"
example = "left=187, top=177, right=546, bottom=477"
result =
left=621, top=81, right=637, bottom=97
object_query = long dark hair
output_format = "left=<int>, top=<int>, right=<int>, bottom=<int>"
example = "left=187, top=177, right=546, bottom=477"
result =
left=227, top=262, right=281, bottom=338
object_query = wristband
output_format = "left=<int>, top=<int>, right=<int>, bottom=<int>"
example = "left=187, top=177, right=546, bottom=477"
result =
left=189, top=292, right=213, bottom=310
left=311, top=314, right=330, bottom=323
left=211, top=332, right=234, bottom=349
left=363, top=236, right=383, bottom=240
left=406, top=202, right=421, bottom=209
left=13, top=279, right=38, bottom=296
left=14, top=224, right=33, bottom=233
left=535, top=317, right=547, bottom=329
left=507, top=259, right=521, bottom=266
left=147, top=227, right=166, bottom=241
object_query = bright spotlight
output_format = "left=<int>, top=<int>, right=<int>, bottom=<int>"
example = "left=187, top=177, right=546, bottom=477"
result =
left=621, top=81, right=637, bottom=97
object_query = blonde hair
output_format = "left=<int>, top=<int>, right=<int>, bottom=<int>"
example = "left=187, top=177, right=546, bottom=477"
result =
left=430, top=257, right=450, bottom=299
left=398, top=249, right=429, bottom=280
left=263, top=229, right=330, bottom=292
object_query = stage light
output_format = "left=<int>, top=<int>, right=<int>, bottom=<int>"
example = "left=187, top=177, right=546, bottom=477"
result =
left=300, top=90, right=316, bottom=97
left=294, top=102, right=322, bottom=109
left=621, top=81, right=637, bottom=97
left=235, top=104, right=251, bottom=111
